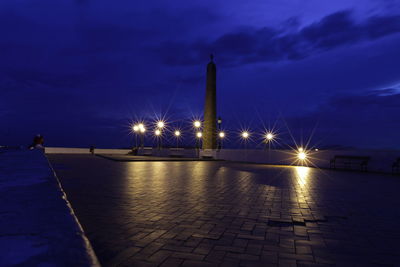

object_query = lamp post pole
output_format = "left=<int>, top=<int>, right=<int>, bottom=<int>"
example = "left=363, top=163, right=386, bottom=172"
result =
left=217, top=117, right=222, bottom=150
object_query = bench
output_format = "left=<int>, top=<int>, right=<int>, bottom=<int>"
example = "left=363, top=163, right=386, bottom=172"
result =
left=392, top=157, right=400, bottom=174
left=330, top=155, right=370, bottom=171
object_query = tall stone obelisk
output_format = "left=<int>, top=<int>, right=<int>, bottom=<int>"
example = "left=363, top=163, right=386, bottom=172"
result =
left=203, top=55, right=217, bottom=150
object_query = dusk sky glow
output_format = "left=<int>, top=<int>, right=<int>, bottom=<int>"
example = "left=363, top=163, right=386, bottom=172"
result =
left=1, top=0, right=400, bottom=149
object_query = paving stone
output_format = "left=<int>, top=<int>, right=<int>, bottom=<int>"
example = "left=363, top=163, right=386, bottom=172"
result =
left=160, top=258, right=184, bottom=267
left=225, top=252, right=259, bottom=261
left=48, top=155, right=400, bottom=266
left=182, top=260, right=216, bottom=266
left=146, top=249, right=172, bottom=264
left=204, top=250, right=226, bottom=263
left=296, top=245, right=313, bottom=255
left=171, top=252, right=205, bottom=261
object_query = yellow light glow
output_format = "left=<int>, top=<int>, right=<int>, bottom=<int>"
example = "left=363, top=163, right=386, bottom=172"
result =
left=155, top=129, right=161, bottom=136
left=132, top=125, right=139, bottom=132
left=196, top=132, right=202, bottom=138
left=140, top=127, right=146, bottom=133
left=295, top=166, right=310, bottom=186
left=174, top=130, right=181, bottom=137
left=219, top=132, right=225, bottom=138
left=298, top=147, right=304, bottom=152
left=298, top=152, right=306, bottom=160
left=241, top=131, right=249, bottom=139
left=193, top=120, right=201, bottom=128
left=157, top=121, right=165, bottom=128
left=266, top=133, right=274, bottom=140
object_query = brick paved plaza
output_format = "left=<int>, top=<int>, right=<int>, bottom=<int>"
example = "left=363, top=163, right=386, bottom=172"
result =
left=48, top=155, right=400, bottom=266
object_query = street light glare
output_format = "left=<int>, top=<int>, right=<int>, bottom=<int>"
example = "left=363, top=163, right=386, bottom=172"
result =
left=196, top=132, right=202, bottom=138
left=140, top=127, right=146, bottom=133
left=155, top=129, right=161, bottom=136
left=298, top=152, right=306, bottom=160
left=219, top=132, right=225, bottom=138
left=241, top=131, right=249, bottom=139
left=266, top=133, right=274, bottom=140
left=193, top=120, right=201, bottom=128
left=298, top=147, right=304, bottom=152
left=133, top=125, right=139, bottom=132
left=174, top=130, right=181, bottom=137
left=157, top=121, right=165, bottom=128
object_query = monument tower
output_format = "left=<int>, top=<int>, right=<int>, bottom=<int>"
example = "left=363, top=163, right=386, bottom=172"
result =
left=203, top=55, right=217, bottom=150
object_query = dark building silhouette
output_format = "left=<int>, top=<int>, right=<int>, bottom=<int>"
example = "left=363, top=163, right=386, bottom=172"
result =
left=203, top=55, right=217, bottom=150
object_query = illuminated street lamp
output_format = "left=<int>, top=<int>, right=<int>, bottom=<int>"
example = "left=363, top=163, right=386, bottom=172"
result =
left=217, top=117, right=222, bottom=149
left=218, top=131, right=225, bottom=150
left=138, top=124, right=146, bottom=148
left=298, top=151, right=307, bottom=160
left=265, top=133, right=274, bottom=141
left=241, top=131, right=250, bottom=150
left=132, top=124, right=140, bottom=148
left=174, top=130, right=181, bottom=148
left=155, top=121, right=165, bottom=149
left=297, top=147, right=307, bottom=166
left=156, top=121, right=165, bottom=129
left=264, top=132, right=275, bottom=150
left=193, top=120, right=201, bottom=129
left=195, top=131, right=202, bottom=153
left=154, top=129, right=162, bottom=149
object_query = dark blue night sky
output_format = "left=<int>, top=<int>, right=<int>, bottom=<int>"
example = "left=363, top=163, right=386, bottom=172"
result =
left=1, top=0, right=399, bottom=149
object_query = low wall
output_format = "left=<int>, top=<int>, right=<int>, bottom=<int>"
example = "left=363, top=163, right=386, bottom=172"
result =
left=137, top=147, right=199, bottom=158
left=0, top=150, right=100, bottom=266
left=45, top=147, right=131, bottom=154
left=44, top=146, right=399, bottom=174
left=201, top=149, right=400, bottom=173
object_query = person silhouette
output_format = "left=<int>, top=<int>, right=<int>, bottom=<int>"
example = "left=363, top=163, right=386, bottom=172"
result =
left=29, top=134, right=44, bottom=150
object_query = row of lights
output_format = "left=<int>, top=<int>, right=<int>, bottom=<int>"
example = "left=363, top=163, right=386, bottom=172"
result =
left=132, top=120, right=228, bottom=139
left=132, top=120, right=275, bottom=141
left=132, top=120, right=307, bottom=160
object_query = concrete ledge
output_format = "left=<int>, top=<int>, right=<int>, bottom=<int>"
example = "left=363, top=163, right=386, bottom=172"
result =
left=97, top=154, right=221, bottom=162
left=202, top=149, right=400, bottom=174
left=45, top=147, right=131, bottom=155
left=0, top=150, right=100, bottom=266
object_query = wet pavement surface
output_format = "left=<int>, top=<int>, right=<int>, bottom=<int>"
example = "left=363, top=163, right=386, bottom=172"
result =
left=47, top=154, right=400, bottom=266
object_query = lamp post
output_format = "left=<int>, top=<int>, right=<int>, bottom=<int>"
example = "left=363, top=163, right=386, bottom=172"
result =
left=174, top=130, right=181, bottom=149
left=156, top=121, right=165, bottom=149
left=138, top=123, right=145, bottom=149
left=196, top=131, right=202, bottom=156
left=132, top=124, right=139, bottom=148
left=241, top=131, right=250, bottom=150
left=193, top=120, right=201, bottom=129
left=193, top=120, right=201, bottom=150
left=155, top=129, right=161, bottom=149
left=217, top=117, right=222, bottom=149
left=264, top=132, right=274, bottom=150
left=218, top=131, right=225, bottom=150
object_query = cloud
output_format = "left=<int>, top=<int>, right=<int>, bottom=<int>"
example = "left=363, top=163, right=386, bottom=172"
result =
left=284, top=90, right=400, bottom=148
left=156, top=10, right=400, bottom=66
